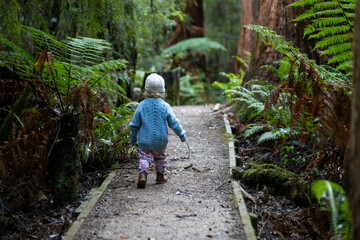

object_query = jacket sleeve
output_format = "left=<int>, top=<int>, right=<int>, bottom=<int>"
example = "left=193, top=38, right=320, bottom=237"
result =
left=166, top=106, right=186, bottom=142
left=129, top=108, right=141, bottom=146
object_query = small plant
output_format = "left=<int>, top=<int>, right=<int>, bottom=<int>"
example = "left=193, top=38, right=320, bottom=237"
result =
left=91, top=102, right=137, bottom=168
left=280, top=143, right=303, bottom=164
left=311, top=180, right=351, bottom=240
left=225, top=80, right=276, bottom=121
left=213, top=71, right=244, bottom=101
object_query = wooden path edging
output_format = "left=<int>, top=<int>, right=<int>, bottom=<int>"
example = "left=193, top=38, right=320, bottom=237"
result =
left=62, top=171, right=117, bottom=240
left=223, top=114, right=257, bottom=240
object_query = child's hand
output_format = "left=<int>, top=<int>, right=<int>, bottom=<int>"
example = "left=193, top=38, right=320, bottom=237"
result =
left=180, top=134, right=186, bottom=142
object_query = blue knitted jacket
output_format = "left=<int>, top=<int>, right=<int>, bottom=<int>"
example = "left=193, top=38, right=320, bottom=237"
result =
left=129, top=98, right=186, bottom=150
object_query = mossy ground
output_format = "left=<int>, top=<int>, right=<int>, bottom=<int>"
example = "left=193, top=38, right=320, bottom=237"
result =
left=233, top=162, right=298, bottom=196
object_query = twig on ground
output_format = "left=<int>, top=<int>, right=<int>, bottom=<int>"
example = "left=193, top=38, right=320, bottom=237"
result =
left=239, top=183, right=257, bottom=206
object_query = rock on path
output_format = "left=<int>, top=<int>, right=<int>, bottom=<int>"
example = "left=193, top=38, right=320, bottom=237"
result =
left=74, top=105, right=245, bottom=239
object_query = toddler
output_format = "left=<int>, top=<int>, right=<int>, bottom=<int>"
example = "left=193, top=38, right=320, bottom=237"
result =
left=130, top=73, right=186, bottom=188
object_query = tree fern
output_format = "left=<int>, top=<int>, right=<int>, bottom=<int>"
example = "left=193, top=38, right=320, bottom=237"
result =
left=164, top=37, right=227, bottom=55
left=288, top=0, right=355, bottom=76
left=0, top=34, right=36, bottom=77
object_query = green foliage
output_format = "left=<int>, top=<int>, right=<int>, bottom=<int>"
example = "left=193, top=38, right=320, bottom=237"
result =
left=244, top=124, right=269, bottom=138
left=0, top=26, right=130, bottom=105
left=225, top=80, right=276, bottom=120
left=245, top=24, right=349, bottom=82
left=288, top=0, right=355, bottom=76
left=213, top=72, right=244, bottom=100
left=312, top=180, right=351, bottom=239
left=92, top=102, right=137, bottom=167
left=257, top=127, right=292, bottom=144
left=204, top=0, right=242, bottom=73
left=212, top=55, right=250, bottom=101
left=0, top=0, right=22, bottom=42
left=280, top=144, right=303, bottom=164
left=179, top=74, right=207, bottom=105
left=261, top=57, right=292, bottom=82
left=134, top=0, right=186, bottom=70
left=164, top=37, right=227, bottom=55
left=0, top=34, right=36, bottom=75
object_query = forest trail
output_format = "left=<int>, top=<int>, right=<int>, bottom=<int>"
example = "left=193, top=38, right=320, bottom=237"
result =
left=71, top=105, right=246, bottom=239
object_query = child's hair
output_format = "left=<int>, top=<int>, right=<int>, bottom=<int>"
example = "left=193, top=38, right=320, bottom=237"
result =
left=143, top=90, right=166, bottom=99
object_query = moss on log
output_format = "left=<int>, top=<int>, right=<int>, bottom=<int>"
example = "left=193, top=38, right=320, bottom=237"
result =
left=233, top=162, right=298, bottom=195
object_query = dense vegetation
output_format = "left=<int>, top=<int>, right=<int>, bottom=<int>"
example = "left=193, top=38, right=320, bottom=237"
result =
left=223, top=0, right=355, bottom=238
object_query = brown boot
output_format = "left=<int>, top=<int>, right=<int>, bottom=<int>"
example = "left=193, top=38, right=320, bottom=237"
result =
left=137, top=171, right=147, bottom=188
left=156, top=172, right=168, bottom=184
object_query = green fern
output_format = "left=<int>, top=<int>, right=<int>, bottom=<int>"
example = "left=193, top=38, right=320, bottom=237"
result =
left=164, top=37, right=227, bottom=55
left=245, top=24, right=349, bottom=82
left=257, top=127, right=291, bottom=144
left=92, top=102, right=137, bottom=166
left=288, top=0, right=355, bottom=76
left=62, top=36, right=112, bottom=67
left=226, top=87, right=265, bottom=119
left=225, top=80, right=276, bottom=120
left=261, top=57, right=292, bottom=82
left=244, top=123, right=270, bottom=138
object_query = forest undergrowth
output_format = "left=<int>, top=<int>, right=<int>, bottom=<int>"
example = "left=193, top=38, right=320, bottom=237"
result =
left=228, top=110, right=342, bottom=239
left=221, top=20, right=353, bottom=239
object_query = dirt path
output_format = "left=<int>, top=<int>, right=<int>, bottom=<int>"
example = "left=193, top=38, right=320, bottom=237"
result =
left=73, top=105, right=245, bottom=239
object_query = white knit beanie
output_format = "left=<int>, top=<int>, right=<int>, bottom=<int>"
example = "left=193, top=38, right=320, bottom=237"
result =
left=145, top=73, right=165, bottom=93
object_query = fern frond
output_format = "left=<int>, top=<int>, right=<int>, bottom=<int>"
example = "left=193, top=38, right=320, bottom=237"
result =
left=257, top=127, right=291, bottom=144
left=63, top=36, right=112, bottom=67
left=327, top=50, right=352, bottom=64
left=22, top=26, right=66, bottom=60
left=321, top=42, right=352, bottom=56
left=289, top=0, right=355, bottom=76
left=314, top=33, right=352, bottom=49
left=92, top=59, right=128, bottom=72
left=244, top=124, right=270, bottom=138
left=308, top=25, right=351, bottom=38
left=288, top=0, right=329, bottom=8
left=336, top=59, right=353, bottom=74
left=164, top=37, right=227, bottom=55
left=292, top=9, right=317, bottom=22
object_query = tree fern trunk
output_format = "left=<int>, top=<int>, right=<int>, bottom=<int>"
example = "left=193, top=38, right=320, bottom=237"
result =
left=48, top=114, right=81, bottom=205
left=350, top=2, right=360, bottom=239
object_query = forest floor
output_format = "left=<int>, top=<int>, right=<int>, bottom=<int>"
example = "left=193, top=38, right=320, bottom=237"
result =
left=70, top=105, right=246, bottom=239
left=1, top=104, right=337, bottom=240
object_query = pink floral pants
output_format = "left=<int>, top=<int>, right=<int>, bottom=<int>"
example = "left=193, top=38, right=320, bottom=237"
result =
left=138, top=149, right=167, bottom=174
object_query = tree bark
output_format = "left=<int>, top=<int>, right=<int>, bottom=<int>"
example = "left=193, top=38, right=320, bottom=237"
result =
left=350, top=2, right=360, bottom=239
left=166, top=0, right=205, bottom=75
left=236, top=0, right=317, bottom=84
left=235, top=0, right=261, bottom=73
left=166, top=0, right=204, bottom=47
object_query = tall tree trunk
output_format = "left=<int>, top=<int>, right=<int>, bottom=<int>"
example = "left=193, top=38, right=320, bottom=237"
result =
left=166, top=0, right=205, bottom=75
left=236, top=0, right=317, bottom=84
left=350, top=2, right=360, bottom=239
left=235, top=0, right=261, bottom=73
